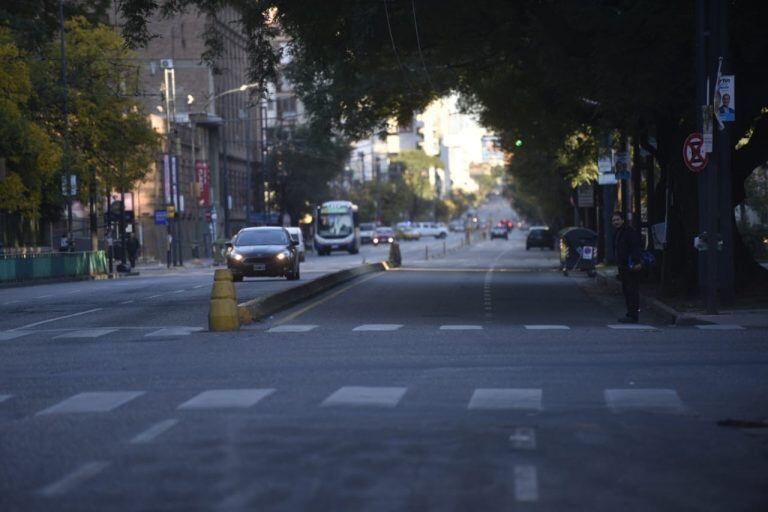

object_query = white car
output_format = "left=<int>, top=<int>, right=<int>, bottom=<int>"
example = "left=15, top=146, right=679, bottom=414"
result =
left=359, top=222, right=376, bottom=244
left=414, top=221, right=448, bottom=239
left=285, top=227, right=306, bottom=262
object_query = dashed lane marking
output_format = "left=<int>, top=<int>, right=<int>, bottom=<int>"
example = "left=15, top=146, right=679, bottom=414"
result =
left=37, top=391, right=145, bottom=415
left=439, top=325, right=483, bottom=330
left=53, top=328, right=118, bottom=339
left=0, top=331, right=32, bottom=341
left=468, top=388, right=543, bottom=411
left=192, top=284, right=207, bottom=289
left=171, top=289, right=186, bottom=294
left=268, top=325, right=318, bottom=333
left=525, top=325, right=571, bottom=330
left=352, top=324, right=403, bottom=332
left=695, top=324, right=745, bottom=330
left=514, top=465, right=539, bottom=502
left=509, top=427, right=537, bottom=450
left=607, top=323, right=657, bottom=331
left=604, top=389, right=685, bottom=413
left=10, top=308, right=102, bottom=331
left=34, top=295, right=54, bottom=299
left=130, top=419, right=179, bottom=444
left=321, top=386, right=407, bottom=408
left=178, top=389, right=275, bottom=409
left=37, top=461, right=111, bottom=497
left=146, top=294, right=163, bottom=299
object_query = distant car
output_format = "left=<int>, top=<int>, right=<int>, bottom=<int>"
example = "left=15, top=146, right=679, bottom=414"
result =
left=526, top=226, right=554, bottom=250
left=359, top=222, right=376, bottom=244
left=414, top=221, right=448, bottom=239
left=449, top=220, right=464, bottom=232
left=285, top=227, right=306, bottom=262
left=490, top=226, right=509, bottom=240
left=396, top=226, right=421, bottom=241
left=372, top=227, right=395, bottom=245
left=226, top=227, right=300, bottom=281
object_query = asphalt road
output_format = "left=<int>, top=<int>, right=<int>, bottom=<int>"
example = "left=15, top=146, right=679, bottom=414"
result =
left=1, top=221, right=767, bottom=510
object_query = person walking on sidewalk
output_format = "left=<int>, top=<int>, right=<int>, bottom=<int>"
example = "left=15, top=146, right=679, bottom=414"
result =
left=612, top=212, right=643, bottom=323
left=126, top=233, right=140, bottom=268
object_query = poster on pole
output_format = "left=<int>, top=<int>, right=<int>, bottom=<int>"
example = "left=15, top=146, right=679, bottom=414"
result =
left=597, top=154, right=615, bottom=185
left=195, top=160, right=210, bottom=207
left=171, top=155, right=179, bottom=211
left=163, top=154, right=172, bottom=205
left=716, top=75, right=735, bottom=122
left=614, top=151, right=631, bottom=181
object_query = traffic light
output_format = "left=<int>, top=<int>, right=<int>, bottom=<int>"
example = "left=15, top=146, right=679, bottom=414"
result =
left=515, top=139, right=523, bottom=147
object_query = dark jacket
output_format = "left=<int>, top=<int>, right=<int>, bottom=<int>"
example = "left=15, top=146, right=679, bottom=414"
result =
left=613, top=224, right=642, bottom=269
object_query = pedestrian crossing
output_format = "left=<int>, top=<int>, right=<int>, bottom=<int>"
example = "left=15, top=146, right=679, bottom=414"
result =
left=0, top=326, right=204, bottom=341
left=2, top=386, right=699, bottom=417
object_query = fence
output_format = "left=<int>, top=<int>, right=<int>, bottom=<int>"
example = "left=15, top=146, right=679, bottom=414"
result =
left=0, top=251, right=108, bottom=283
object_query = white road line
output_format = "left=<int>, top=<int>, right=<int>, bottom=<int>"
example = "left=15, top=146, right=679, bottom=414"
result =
left=2, top=300, right=20, bottom=305
left=145, top=327, right=204, bottom=337
left=525, top=325, right=571, bottom=330
left=10, top=308, right=102, bottom=331
left=321, top=386, right=407, bottom=408
left=439, top=325, right=483, bottom=330
left=172, top=289, right=186, bottom=294
left=695, top=324, right=745, bottom=330
left=53, top=328, right=118, bottom=339
left=513, top=465, right=539, bottom=502
left=38, top=461, right=111, bottom=497
left=37, top=391, right=145, bottom=415
left=0, top=394, right=12, bottom=404
left=0, top=331, right=32, bottom=341
left=468, top=389, right=543, bottom=411
left=63, top=289, right=82, bottom=295
left=119, top=300, right=135, bottom=305
left=352, top=324, right=403, bottom=331
left=178, top=389, right=275, bottom=409
left=509, top=427, right=537, bottom=450
left=268, top=325, right=318, bottom=333
left=604, top=389, right=685, bottom=413
left=129, top=419, right=179, bottom=444
left=607, top=324, right=657, bottom=330
left=192, top=284, right=207, bottom=289
left=146, top=294, right=163, bottom=299
left=35, top=294, right=54, bottom=299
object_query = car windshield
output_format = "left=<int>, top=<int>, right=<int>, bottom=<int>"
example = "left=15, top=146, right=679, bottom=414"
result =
left=317, top=213, right=353, bottom=238
left=235, top=230, right=287, bottom=246
left=360, top=223, right=375, bottom=231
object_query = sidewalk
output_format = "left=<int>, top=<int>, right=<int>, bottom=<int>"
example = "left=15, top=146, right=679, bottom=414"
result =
left=595, top=267, right=768, bottom=327
left=131, top=258, right=217, bottom=275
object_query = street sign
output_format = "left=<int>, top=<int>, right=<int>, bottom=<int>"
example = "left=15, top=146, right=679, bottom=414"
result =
left=683, top=132, right=709, bottom=172
left=597, top=155, right=615, bottom=185
left=577, top=184, right=594, bottom=208
left=154, top=209, right=167, bottom=225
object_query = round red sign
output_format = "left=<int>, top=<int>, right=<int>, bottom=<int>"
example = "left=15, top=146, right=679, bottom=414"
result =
left=683, top=132, right=708, bottom=172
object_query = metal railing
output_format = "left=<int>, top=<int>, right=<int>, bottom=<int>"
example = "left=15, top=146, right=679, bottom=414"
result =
left=0, top=251, right=108, bottom=283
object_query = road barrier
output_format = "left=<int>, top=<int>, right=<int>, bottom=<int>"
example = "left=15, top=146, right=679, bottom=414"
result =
left=208, top=269, right=240, bottom=331
left=0, top=251, right=107, bottom=283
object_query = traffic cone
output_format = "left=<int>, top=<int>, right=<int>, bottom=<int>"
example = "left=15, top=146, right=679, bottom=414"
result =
left=208, top=269, right=239, bottom=331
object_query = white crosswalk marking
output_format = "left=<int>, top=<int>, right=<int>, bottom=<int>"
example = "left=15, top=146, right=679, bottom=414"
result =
left=54, top=328, right=117, bottom=339
left=321, top=386, right=407, bottom=408
left=509, top=427, right=537, bottom=450
left=468, top=389, right=543, bottom=411
left=268, top=325, right=318, bottom=333
left=514, top=465, right=539, bottom=502
left=525, top=325, right=570, bottom=330
left=604, top=389, right=685, bottom=413
left=145, top=327, right=204, bottom=337
left=37, top=391, right=144, bottom=415
left=0, top=394, right=12, bottom=404
left=695, top=324, right=745, bottom=330
left=607, top=324, right=657, bottom=330
left=0, top=331, right=32, bottom=341
left=352, top=324, right=403, bottom=331
left=439, top=325, right=483, bottom=330
left=178, top=389, right=275, bottom=409
left=130, top=419, right=179, bottom=444
left=37, top=461, right=111, bottom=497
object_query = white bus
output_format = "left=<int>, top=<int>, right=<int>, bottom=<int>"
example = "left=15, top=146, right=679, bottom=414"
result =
left=314, top=200, right=360, bottom=255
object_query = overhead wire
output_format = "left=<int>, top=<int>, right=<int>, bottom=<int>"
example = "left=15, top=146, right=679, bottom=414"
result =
left=410, top=0, right=436, bottom=92
left=382, top=0, right=415, bottom=90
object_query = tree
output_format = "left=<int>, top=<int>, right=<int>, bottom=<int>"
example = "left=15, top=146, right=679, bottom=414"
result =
left=390, top=150, right=443, bottom=221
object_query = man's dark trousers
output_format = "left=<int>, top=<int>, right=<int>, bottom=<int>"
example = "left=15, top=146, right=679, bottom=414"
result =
left=618, top=266, right=640, bottom=319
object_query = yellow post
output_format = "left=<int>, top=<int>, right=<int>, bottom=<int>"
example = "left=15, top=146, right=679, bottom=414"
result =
left=208, top=269, right=239, bottom=331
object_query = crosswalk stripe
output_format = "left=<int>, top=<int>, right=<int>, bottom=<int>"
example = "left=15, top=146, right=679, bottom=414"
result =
left=321, top=386, right=407, bottom=408
left=130, top=419, right=179, bottom=444
left=178, top=389, right=275, bottom=409
left=468, top=389, right=543, bottom=411
left=145, top=327, right=204, bottom=337
left=439, top=325, right=483, bottom=330
left=0, top=331, right=32, bottom=341
left=607, top=324, right=657, bottom=330
left=268, top=325, right=318, bottom=333
left=37, top=461, right=111, bottom=497
left=695, top=324, right=745, bottom=330
left=0, top=394, right=12, bottom=404
left=604, top=389, right=685, bottom=413
left=514, top=465, right=539, bottom=502
left=37, top=391, right=144, bottom=415
left=525, top=325, right=570, bottom=330
left=352, top=324, right=403, bottom=331
left=53, top=328, right=118, bottom=339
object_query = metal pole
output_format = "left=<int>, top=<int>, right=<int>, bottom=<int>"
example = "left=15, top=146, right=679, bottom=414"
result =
left=221, top=125, right=230, bottom=237
left=245, top=108, right=252, bottom=226
left=58, top=0, right=73, bottom=248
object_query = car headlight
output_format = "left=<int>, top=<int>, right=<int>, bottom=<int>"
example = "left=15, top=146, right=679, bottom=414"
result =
left=388, top=237, right=394, bottom=243
left=373, top=238, right=379, bottom=243
left=231, top=252, right=244, bottom=261
left=276, top=252, right=287, bottom=261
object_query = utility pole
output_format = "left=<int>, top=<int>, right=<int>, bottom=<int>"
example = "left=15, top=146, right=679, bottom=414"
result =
left=58, top=0, right=73, bottom=249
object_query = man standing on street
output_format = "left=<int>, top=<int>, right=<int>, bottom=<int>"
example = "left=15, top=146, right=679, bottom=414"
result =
left=126, top=233, right=140, bottom=269
left=612, top=212, right=643, bottom=323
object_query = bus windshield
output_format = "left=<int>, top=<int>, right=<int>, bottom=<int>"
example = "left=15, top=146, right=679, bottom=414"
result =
left=317, top=213, right=354, bottom=238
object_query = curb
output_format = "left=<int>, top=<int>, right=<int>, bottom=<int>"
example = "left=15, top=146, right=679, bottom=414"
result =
left=594, top=270, right=692, bottom=325
left=239, top=261, right=389, bottom=322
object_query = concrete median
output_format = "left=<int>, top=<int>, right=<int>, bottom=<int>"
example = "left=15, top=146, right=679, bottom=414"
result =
left=239, top=261, right=389, bottom=322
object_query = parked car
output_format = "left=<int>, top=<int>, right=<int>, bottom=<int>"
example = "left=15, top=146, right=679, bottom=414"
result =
left=226, top=227, right=300, bottom=281
left=414, top=221, right=448, bottom=239
left=372, top=227, right=395, bottom=245
left=490, top=226, right=509, bottom=240
left=285, top=227, right=306, bottom=262
left=359, top=222, right=376, bottom=244
left=449, top=219, right=465, bottom=232
left=526, top=226, right=555, bottom=250
left=396, top=226, right=422, bottom=241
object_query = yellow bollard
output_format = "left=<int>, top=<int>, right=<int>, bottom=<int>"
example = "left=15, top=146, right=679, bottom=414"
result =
left=209, top=269, right=239, bottom=331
